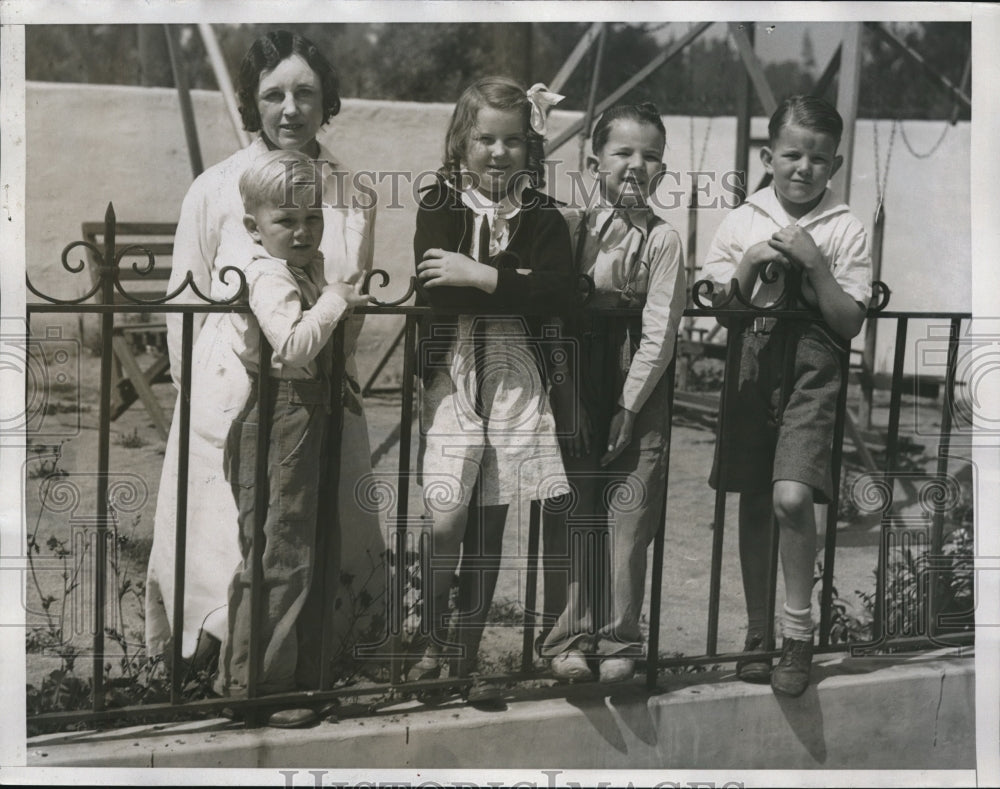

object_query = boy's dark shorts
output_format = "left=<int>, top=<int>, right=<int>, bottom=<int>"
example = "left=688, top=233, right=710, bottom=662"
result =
left=709, top=318, right=847, bottom=504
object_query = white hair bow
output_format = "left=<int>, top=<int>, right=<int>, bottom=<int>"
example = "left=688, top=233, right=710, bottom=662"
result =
left=526, top=83, right=565, bottom=136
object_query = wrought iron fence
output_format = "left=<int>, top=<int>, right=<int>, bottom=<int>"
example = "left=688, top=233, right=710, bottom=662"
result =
left=24, top=206, right=974, bottom=730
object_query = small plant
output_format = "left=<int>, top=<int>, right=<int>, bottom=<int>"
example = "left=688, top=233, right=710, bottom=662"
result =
left=326, top=550, right=391, bottom=685
left=854, top=523, right=974, bottom=645
left=114, top=427, right=147, bottom=449
left=657, top=651, right=721, bottom=675
left=25, top=448, right=96, bottom=731
left=25, top=449, right=171, bottom=733
left=815, top=561, right=873, bottom=644
left=26, top=661, right=91, bottom=726
left=26, top=446, right=86, bottom=653
left=26, top=443, right=68, bottom=480
left=818, top=470, right=975, bottom=648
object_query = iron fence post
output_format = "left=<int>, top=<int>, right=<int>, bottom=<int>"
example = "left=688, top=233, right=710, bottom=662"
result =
left=819, top=348, right=851, bottom=646
left=646, top=357, right=676, bottom=689
left=169, top=311, right=194, bottom=702
left=928, top=317, right=963, bottom=638
left=873, top=317, right=909, bottom=644
left=92, top=202, right=117, bottom=714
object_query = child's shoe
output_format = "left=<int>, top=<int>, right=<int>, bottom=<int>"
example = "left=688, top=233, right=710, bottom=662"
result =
left=181, top=631, right=221, bottom=683
left=464, top=674, right=504, bottom=708
left=550, top=649, right=593, bottom=681
left=267, top=707, right=319, bottom=728
left=598, top=656, right=635, bottom=684
left=406, top=647, right=443, bottom=682
left=770, top=638, right=813, bottom=697
left=735, top=631, right=772, bottom=684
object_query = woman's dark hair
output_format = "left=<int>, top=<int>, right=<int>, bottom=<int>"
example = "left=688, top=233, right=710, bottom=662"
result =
left=440, top=76, right=547, bottom=189
left=236, top=30, right=341, bottom=133
left=591, top=102, right=666, bottom=154
left=768, top=95, right=843, bottom=146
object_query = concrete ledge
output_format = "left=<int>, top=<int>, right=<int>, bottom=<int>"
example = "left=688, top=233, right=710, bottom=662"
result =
left=27, top=650, right=974, bottom=770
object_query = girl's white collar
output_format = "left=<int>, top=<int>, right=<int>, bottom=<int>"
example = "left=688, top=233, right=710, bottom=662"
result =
left=457, top=174, right=530, bottom=219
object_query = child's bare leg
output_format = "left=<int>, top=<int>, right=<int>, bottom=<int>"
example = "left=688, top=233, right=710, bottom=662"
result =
left=772, top=479, right=817, bottom=614
left=453, top=503, right=508, bottom=676
left=738, top=489, right=773, bottom=636
left=769, top=478, right=817, bottom=696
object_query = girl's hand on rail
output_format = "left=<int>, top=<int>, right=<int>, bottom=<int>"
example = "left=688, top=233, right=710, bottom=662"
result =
left=418, top=250, right=499, bottom=293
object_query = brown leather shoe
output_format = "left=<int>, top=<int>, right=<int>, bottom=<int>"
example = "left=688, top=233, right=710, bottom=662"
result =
left=770, top=638, right=814, bottom=698
left=735, top=631, right=772, bottom=684
left=267, top=708, right=319, bottom=728
left=465, top=675, right=504, bottom=708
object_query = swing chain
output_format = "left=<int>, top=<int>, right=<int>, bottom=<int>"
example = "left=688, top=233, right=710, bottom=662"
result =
left=899, top=119, right=950, bottom=160
left=688, top=115, right=712, bottom=178
left=873, top=118, right=898, bottom=210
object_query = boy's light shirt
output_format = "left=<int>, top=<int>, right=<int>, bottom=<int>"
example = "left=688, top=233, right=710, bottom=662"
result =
left=575, top=202, right=687, bottom=415
left=701, top=185, right=872, bottom=308
left=580, top=202, right=653, bottom=303
left=231, top=248, right=348, bottom=378
left=165, top=136, right=375, bottom=385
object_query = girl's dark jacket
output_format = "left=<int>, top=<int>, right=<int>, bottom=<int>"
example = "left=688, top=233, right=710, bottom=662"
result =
left=413, top=179, right=576, bottom=383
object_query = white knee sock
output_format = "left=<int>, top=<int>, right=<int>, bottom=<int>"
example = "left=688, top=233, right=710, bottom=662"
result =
left=781, top=603, right=815, bottom=642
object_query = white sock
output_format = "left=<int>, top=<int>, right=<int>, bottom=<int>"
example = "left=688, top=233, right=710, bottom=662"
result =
left=781, top=603, right=815, bottom=642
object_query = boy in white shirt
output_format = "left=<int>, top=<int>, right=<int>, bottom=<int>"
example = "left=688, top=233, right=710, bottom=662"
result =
left=701, top=96, right=872, bottom=697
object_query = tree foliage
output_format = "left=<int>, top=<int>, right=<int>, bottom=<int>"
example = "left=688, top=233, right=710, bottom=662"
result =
left=859, top=22, right=971, bottom=120
left=25, top=21, right=970, bottom=120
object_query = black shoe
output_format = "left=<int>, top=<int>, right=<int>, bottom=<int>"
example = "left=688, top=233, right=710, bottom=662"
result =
left=189, top=633, right=221, bottom=674
left=178, top=632, right=221, bottom=691
left=735, top=631, right=772, bottom=684
left=770, top=638, right=814, bottom=697
left=465, top=675, right=504, bottom=708
left=316, top=701, right=340, bottom=722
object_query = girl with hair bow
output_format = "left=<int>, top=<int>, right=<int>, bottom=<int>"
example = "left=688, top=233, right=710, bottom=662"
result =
left=409, top=76, right=578, bottom=706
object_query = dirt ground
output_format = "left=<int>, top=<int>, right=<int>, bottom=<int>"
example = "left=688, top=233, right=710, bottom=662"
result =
left=22, top=332, right=971, bottom=688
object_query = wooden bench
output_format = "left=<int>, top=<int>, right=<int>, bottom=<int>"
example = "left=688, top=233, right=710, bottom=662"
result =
left=82, top=221, right=178, bottom=440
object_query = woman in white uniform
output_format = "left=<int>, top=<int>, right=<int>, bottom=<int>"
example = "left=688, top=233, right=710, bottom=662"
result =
left=144, top=30, right=386, bottom=679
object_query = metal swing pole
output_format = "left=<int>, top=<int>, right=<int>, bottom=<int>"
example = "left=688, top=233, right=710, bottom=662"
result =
left=831, top=23, right=863, bottom=203
left=578, top=24, right=607, bottom=172
left=198, top=23, right=252, bottom=150
left=164, top=24, right=204, bottom=179
left=549, top=22, right=604, bottom=94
